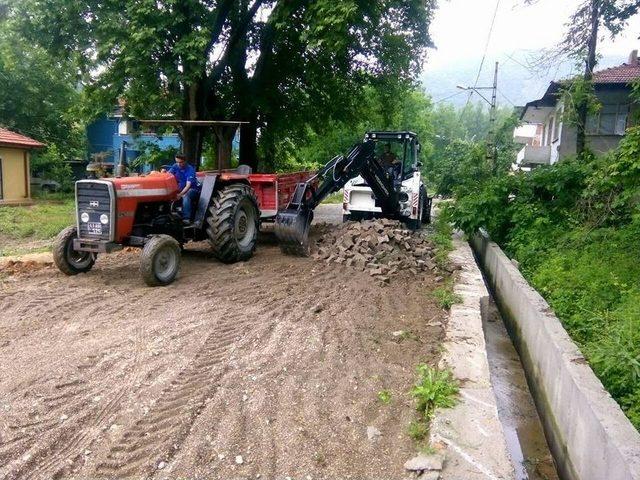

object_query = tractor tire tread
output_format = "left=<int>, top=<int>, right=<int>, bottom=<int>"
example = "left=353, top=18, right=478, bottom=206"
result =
left=53, top=226, right=96, bottom=275
left=206, top=184, right=259, bottom=264
left=139, top=235, right=181, bottom=287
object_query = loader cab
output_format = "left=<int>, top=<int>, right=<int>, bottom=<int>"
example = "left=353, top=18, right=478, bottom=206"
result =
left=364, top=131, right=421, bottom=181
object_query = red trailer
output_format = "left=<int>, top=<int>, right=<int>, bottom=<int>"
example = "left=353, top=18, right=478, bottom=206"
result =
left=245, top=171, right=314, bottom=219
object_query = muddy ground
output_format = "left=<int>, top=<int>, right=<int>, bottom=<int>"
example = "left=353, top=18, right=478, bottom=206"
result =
left=0, top=220, right=446, bottom=480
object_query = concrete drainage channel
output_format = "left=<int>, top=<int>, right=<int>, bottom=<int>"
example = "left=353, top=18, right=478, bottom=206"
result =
left=469, top=231, right=640, bottom=480
left=430, top=235, right=558, bottom=480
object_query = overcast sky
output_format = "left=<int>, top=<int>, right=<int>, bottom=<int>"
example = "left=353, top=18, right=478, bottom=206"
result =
left=423, top=0, right=640, bottom=105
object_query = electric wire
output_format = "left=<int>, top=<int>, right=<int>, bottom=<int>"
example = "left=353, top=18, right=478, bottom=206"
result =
left=433, top=90, right=466, bottom=104
left=460, top=0, right=502, bottom=114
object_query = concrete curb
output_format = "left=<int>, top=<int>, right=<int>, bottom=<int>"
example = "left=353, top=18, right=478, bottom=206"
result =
left=430, top=236, right=515, bottom=480
left=471, top=231, right=640, bottom=480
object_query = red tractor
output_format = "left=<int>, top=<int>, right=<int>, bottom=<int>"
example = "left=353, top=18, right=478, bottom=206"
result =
left=53, top=121, right=311, bottom=286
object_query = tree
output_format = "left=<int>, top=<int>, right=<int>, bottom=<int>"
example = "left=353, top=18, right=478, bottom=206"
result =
left=0, top=12, right=85, bottom=187
left=14, top=0, right=435, bottom=171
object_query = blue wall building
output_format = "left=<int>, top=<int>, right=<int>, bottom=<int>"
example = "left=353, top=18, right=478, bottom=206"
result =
left=86, top=114, right=182, bottom=172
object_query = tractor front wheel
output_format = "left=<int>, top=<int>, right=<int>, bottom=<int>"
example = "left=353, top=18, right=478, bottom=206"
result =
left=140, top=235, right=181, bottom=287
left=206, top=184, right=259, bottom=263
left=53, top=226, right=96, bottom=275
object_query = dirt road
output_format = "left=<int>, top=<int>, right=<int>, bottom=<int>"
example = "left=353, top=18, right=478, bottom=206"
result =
left=0, top=220, right=446, bottom=479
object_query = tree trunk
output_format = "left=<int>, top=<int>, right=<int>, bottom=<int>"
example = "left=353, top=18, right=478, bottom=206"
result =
left=214, top=126, right=236, bottom=170
left=577, top=0, right=600, bottom=157
left=239, top=121, right=258, bottom=171
left=182, top=125, right=202, bottom=167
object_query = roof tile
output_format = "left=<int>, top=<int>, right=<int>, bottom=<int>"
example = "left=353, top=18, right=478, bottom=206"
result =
left=592, top=62, right=640, bottom=84
left=0, top=128, right=45, bottom=148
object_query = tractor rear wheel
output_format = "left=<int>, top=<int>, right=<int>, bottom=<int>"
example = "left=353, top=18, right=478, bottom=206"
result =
left=206, top=183, right=259, bottom=264
left=53, top=226, right=96, bottom=275
left=140, top=235, right=181, bottom=287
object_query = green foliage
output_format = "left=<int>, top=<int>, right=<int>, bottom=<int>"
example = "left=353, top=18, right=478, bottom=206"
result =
left=426, top=108, right=518, bottom=196
left=407, top=420, right=429, bottom=441
left=14, top=0, right=436, bottom=171
left=432, top=285, right=462, bottom=311
left=411, top=364, right=458, bottom=420
left=432, top=206, right=454, bottom=268
left=129, top=142, right=180, bottom=172
left=560, top=78, right=601, bottom=129
left=446, top=125, right=640, bottom=429
left=377, top=389, right=392, bottom=405
left=30, top=145, right=75, bottom=191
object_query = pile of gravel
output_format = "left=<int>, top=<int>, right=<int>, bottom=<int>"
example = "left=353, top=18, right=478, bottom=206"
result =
left=312, top=219, right=439, bottom=283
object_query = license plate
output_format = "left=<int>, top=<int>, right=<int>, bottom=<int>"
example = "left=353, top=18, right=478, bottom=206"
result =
left=87, top=222, right=102, bottom=235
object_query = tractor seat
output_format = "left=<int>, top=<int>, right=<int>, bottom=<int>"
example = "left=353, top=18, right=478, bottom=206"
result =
left=236, top=164, right=252, bottom=175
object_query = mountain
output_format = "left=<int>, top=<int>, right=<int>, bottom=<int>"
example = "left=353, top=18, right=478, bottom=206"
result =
left=421, top=53, right=630, bottom=109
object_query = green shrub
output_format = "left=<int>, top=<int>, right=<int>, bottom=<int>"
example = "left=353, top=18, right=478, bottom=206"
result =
left=447, top=140, right=640, bottom=429
left=411, top=364, right=458, bottom=419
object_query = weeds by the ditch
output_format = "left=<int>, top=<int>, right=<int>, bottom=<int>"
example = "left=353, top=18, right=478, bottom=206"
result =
left=433, top=284, right=462, bottom=310
left=432, top=208, right=454, bottom=269
left=407, top=364, right=458, bottom=444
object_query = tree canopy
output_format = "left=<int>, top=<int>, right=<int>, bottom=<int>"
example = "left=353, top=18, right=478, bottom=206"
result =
left=12, top=0, right=436, bottom=170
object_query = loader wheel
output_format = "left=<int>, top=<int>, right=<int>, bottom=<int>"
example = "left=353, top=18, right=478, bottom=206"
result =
left=140, top=235, right=181, bottom=287
left=206, top=184, right=259, bottom=264
left=420, top=186, right=432, bottom=225
left=53, top=226, right=96, bottom=275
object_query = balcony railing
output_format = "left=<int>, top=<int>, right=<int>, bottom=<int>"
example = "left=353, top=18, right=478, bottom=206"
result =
left=516, top=145, right=552, bottom=167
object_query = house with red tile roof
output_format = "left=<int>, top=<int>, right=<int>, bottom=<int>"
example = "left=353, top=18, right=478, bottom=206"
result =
left=0, top=127, right=45, bottom=205
left=515, top=50, right=640, bottom=168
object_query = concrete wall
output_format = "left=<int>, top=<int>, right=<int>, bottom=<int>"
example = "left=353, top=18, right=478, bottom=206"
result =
left=471, top=232, right=640, bottom=480
left=0, top=146, right=30, bottom=202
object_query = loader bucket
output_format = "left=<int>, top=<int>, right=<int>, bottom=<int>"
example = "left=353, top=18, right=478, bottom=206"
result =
left=274, top=208, right=314, bottom=256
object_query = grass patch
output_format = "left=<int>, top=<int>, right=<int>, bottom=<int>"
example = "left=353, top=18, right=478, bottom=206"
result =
left=407, top=364, right=458, bottom=445
left=377, top=389, right=392, bottom=404
left=432, top=284, right=462, bottom=310
left=1, top=245, right=51, bottom=257
left=432, top=207, right=454, bottom=268
left=407, top=420, right=429, bottom=441
left=0, top=198, right=74, bottom=252
left=321, top=190, right=344, bottom=204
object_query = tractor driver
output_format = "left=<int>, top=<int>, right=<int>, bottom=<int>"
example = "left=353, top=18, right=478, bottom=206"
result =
left=166, top=154, right=200, bottom=223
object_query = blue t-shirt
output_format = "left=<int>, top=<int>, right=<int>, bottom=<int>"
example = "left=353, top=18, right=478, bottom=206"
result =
left=168, top=163, right=199, bottom=191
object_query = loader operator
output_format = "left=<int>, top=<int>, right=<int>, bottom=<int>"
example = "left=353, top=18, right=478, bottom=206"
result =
left=379, top=143, right=400, bottom=175
left=165, top=154, right=200, bottom=223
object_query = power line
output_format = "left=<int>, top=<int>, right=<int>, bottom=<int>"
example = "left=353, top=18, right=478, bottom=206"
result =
left=497, top=89, right=515, bottom=106
left=433, top=90, right=466, bottom=104
left=461, top=0, right=502, bottom=114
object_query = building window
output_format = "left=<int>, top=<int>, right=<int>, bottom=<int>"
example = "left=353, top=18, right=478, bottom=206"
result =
left=586, top=104, right=629, bottom=135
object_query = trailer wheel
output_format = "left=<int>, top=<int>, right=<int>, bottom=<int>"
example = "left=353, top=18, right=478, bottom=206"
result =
left=53, top=226, right=96, bottom=275
left=140, top=235, right=181, bottom=287
left=206, top=184, right=259, bottom=264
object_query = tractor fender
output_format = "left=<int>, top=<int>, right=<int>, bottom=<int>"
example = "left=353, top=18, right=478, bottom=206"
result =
left=194, top=174, right=218, bottom=228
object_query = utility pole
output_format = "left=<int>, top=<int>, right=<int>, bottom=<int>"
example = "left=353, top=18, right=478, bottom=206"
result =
left=456, top=61, right=499, bottom=172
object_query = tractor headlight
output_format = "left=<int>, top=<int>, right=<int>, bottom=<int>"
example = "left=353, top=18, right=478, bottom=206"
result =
left=80, top=212, right=90, bottom=223
left=399, top=192, right=409, bottom=202
left=100, top=214, right=109, bottom=225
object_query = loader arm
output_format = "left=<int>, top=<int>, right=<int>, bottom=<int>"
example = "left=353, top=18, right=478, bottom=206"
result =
left=274, top=140, right=399, bottom=255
